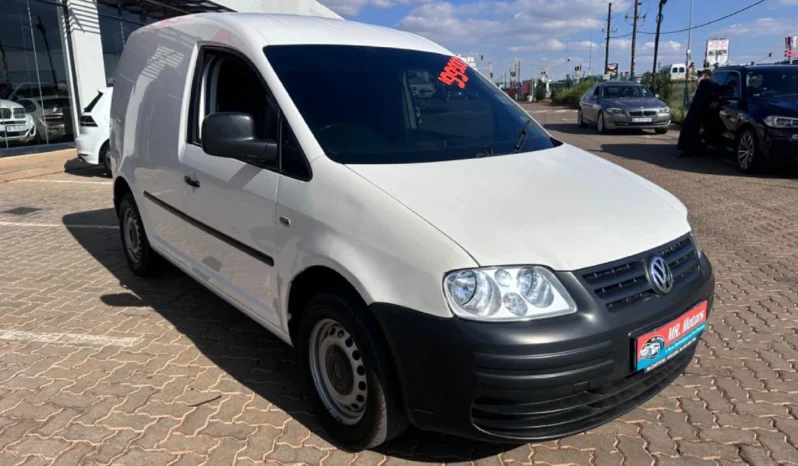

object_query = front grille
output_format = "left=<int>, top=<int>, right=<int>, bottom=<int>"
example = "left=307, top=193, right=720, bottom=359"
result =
left=627, top=110, right=658, bottom=116
left=0, top=108, right=10, bottom=119
left=580, top=235, right=700, bottom=310
left=471, top=343, right=693, bottom=440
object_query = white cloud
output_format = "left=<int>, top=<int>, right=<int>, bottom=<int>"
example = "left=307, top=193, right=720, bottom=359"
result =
left=715, top=17, right=798, bottom=38
left=397, top=0, right=613, bottom=45
left=319, top=0, right=432, bottom=16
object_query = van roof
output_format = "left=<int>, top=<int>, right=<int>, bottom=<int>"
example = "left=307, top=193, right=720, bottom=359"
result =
left=186, top=13, right=451, bottom=55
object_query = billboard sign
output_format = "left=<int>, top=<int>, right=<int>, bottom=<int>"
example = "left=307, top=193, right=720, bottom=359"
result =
left=606, top=63, right=618, bottom=77
left=786, top=36, right=798, bottom=49
left=706, top=38, right=730, bottom=68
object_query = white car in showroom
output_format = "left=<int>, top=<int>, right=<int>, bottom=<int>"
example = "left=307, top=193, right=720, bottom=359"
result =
left=76, top=87, right=113, bottom=170
left=0, top=99, right=37, bottom=145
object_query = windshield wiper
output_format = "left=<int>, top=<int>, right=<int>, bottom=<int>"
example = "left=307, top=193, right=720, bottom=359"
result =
left=477, top=144, right=494, bottom=158
left=513, top=119, right=533, bottom=153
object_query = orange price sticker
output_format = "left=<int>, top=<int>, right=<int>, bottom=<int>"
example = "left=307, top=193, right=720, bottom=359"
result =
left=438, top=57, right=469, bottom=89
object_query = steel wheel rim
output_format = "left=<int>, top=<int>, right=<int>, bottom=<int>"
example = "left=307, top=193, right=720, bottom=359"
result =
left=309, top=318, right=368, bottom=425
left=123, top=208, right=142, bottom=263
left=578, top=109, right=582, bottom=125
left=738, top=133, right=754, bottom=169
left=598, top=114, right=604, bottom=132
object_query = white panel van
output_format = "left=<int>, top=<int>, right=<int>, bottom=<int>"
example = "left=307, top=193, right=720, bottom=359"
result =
left=110, top=13, right=715, bottom=449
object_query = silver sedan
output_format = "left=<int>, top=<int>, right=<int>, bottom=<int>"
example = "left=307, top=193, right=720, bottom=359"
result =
left=578, top=82, right=671, bottom=134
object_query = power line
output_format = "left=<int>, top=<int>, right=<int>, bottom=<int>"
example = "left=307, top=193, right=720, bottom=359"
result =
left=610, top=0, right=765, bottom=38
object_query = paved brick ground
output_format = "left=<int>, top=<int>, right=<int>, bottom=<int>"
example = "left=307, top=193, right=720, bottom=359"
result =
left=0, top=113, right=796, bottom=465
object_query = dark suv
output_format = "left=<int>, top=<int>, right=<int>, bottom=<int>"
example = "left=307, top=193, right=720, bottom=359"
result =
left=708, top=65, right=798, bottom=172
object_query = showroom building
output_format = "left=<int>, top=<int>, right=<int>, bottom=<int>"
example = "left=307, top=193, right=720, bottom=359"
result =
left=0, top=0, right=340, bottom=156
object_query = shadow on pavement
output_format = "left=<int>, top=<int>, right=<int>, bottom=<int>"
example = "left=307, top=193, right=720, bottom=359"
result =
left=544, top=123, right=798, bottom=179
left=63, top=208, right=510, bottom=462
left=64, top=158, right=110, bottom=178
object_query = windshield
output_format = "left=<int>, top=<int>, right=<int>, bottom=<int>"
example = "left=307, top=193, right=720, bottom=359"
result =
left=602, top=85, right=654, bottom=99
left=264, top=45, right=554, bottom=164
left=746, top=69, right=798, bottom=99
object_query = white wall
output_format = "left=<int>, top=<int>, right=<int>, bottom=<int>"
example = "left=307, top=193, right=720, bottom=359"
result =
left=64, top=0, right=107, bottom=110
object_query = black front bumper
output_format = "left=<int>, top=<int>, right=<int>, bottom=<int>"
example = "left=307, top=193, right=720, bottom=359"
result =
left=371, top=252, right=715, bottom=443
left=763, top=127, right=798, bottom=164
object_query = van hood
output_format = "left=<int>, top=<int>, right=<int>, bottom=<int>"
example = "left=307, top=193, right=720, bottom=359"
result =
left=348, top=144, right=690, bottom=271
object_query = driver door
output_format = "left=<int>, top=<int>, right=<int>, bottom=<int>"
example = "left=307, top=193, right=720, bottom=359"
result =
left=717, top=71, right=742, bottom=148
left=180, top=47, right=281, bottom=326
left=584, top=85, right=601, bottom=123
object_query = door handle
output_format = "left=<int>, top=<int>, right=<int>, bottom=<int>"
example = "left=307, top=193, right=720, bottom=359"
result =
left=183, top=175, right=200, bottom=188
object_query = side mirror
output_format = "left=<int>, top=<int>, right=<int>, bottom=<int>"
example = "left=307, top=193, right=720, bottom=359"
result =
left=201, top=112, right=277, bottom=164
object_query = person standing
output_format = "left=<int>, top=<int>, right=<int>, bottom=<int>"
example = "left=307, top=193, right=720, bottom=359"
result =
left=677, top=70, right=720, bottom=157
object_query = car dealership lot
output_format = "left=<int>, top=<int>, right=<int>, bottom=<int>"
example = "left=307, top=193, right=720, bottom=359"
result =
left=0, top=118, right=797, bottom=465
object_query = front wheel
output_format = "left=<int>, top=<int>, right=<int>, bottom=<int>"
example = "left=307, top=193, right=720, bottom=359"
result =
left=299, top=291, right=407, bottom=449
left=597, top=112, right=607, bottom=134
left=577, top=108, right=585, bottom=128
left=737, top=129, right=762, bottom=173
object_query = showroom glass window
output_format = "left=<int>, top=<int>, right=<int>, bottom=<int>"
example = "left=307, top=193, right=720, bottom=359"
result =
left=0, top=0, right=75, bottom=153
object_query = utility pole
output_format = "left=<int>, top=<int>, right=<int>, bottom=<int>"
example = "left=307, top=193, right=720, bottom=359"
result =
left=588, top=32, right=593, bottom=76
left=629, top=0, right=643, bottom=79
left=603, top=3, right=613, bottom=75
left=652, top=0, right=668, bottom=74
left=683, top=0, right=693, bottom=107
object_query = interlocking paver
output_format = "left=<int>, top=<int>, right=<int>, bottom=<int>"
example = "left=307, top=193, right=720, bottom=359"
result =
left=3, top=119, right=798, bottom=465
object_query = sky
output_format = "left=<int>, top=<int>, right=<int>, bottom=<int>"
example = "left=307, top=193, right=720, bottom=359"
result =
left=316, top=0, right=798, bottom=81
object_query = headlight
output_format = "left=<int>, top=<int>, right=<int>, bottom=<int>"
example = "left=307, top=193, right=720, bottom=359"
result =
left=606, top=108, right=624, bottom=114
left=659, top=107, right=670, bottom=114
left=764, top=116, right=798, bottom=129
left=687, top=217, right=702, bottom=259
left=443, top=266, right=577, bottom=322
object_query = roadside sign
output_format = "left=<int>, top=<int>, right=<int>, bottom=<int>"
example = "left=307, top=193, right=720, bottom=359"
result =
left=786, top=36, right=798, bottom=49
left=606, top=63, right=618, bottom=77
left=786, top=49, right=796, bottom=58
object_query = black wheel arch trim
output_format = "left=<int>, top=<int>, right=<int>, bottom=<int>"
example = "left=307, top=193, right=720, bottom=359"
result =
left=142, top=191, right=274, bottom=267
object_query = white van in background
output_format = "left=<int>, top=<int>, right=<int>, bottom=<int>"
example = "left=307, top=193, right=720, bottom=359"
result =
left=662, top=64, right=686, bottom=81
left=75, top=87, right=113, bottom=171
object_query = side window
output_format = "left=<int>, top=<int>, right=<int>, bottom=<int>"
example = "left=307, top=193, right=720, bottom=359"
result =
left=721, top=72, right=741, bottom=98
left=592, top=86, right=600, bottom=97
left=280, top=121, right=311, bottom=181
left=672, top=67, right=678, bottom=74
left=188, top=48, right=279, bottom=169
left=713, top=72, right=728, bottom=86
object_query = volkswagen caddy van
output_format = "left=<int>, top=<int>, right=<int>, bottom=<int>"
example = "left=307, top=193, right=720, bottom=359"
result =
left=110, top=13, right=715, bottom=449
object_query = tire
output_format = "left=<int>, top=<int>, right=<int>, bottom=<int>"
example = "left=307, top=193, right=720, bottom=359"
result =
left=298, top=290, right=407, bottom=449
left=597, top=112, right=607, bottom=134
left=655, top=128, right=668, bottom=135
left=118, top=193, right=158, bottom=276
left=736, top=129, right=762, bottom=173
left=577, top=108, right=585, bottom=128
left=100, top=142, right=111, bottom=173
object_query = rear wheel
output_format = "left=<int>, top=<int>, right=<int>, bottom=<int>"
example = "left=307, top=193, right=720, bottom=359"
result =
left=736, top=129, right=762, bottom=173
left=298, top=290, right=407, bottom=449
left=100, top=142, right=111, bottom=173
left=118, top=193, right=158, bottom=276
left=577, top=108, right=585, bottom=128
left=597, top=112, right=607, bottom=134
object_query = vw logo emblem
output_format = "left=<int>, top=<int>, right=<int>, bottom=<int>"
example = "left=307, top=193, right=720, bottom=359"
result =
left=648, top=256, right=674, bottom=294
